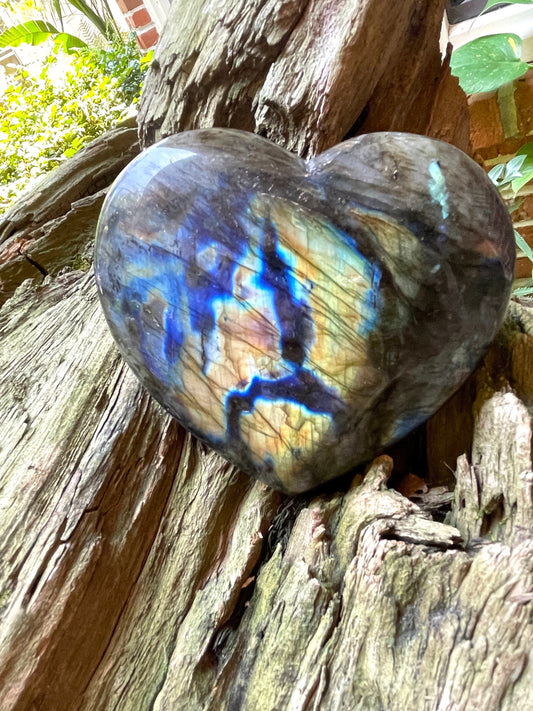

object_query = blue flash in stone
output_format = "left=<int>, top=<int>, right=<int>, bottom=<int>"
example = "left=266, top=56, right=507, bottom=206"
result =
left=94, top=129, right=515, bottom=493
left=428, top=160, right=450, bottom=220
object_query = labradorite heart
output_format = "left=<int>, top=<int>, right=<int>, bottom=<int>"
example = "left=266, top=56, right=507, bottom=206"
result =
left=94, top=129, right=514, bottom=493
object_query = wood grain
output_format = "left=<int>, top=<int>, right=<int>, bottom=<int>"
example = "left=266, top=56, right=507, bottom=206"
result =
left=138, top=0, right=451, bottom=156
left=0, top=1, right=531, bottom=709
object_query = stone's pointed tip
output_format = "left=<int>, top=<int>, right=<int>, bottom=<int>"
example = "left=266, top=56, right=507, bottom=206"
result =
left=94, top=128, right=515, bottom=494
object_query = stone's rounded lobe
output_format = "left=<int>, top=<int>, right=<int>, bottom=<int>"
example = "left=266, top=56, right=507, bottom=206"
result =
left=94, top=128, right=514, bottom=494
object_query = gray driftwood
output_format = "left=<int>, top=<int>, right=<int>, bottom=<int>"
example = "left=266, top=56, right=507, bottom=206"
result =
left=0, top=1, right=532, bottom=709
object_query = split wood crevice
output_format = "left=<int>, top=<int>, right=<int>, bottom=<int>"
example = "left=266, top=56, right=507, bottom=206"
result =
left=138, top=0, right=464, bottom=156
left=0, top=0, right=531, bottom=708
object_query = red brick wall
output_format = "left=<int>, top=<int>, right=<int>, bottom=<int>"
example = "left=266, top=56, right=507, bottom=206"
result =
left=117, top=0, right=159, bottom=50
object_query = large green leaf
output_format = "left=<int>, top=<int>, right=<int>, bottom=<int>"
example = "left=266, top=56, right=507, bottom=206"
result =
left=450, top=33, right=529, bottom=94
left=484, top=0, right=533, bottom=10
left=54, top=32, right=87, bottom=53
left=52, top=0, right=64, bottom=31
left=0, top=20, right=60, bottom=48
left=0, top=21, right=86, bottom=53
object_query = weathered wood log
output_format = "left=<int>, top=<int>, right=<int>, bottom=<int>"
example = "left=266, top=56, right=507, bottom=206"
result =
left=0, top=119, right=139, bottom=306
left=138, top=0, right=453, bottom=154
left=1, top=1, right=532, bottom=709
left=2, top=271, right=532, bottom=709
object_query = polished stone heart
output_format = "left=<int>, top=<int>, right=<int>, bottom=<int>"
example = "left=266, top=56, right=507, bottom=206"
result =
left=94, top=129, right=514, bottom=493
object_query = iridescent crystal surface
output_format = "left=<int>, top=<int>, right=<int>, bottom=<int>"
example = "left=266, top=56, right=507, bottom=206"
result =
left=94, top=129, right=515, bottom=493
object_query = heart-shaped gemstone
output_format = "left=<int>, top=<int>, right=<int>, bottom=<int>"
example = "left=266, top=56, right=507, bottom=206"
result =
left=94, top=129, right=514, bottom=493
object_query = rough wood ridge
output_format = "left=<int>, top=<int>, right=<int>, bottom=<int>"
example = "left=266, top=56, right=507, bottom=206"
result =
left=0, top=0, right=531, bottom=709
left=1, top=268, right=532, bottom=709
left=138, top=0, right=462, bottom=155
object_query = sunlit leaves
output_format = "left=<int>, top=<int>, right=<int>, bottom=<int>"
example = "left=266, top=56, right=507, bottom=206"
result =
left=0, top=20, right=60, bottom=47
left=450, top=33, right=529, bottom=94
left=0, top=38, right=149, bottom=214
left=0, top=20, right=87, bottom=54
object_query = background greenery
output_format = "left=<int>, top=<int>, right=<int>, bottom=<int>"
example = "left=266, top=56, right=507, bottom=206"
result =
left=0, top=35, right=150, bottom=213
left=450, top=0, right=533, bottom=294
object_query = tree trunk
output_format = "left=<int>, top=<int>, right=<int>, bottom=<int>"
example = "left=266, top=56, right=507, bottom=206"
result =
left=1, top=1, right=532, bottom=710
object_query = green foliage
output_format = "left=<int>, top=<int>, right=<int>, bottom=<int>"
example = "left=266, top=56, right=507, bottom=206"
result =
left=84, top=36, right=153, bottom=103
left=450, top=11, right=533, bottom=297
left=0, top=20, right=87, bottom=53
left=488, top=154, right=533, bottom=296
left=512, top=143, right=533, bottom=192
left=450, top=33, right=529, bottom=94
left=57, top=0, right=120, bottom=41
left=488, top=143, right=533, bottom=194
left=0, top=38, right=149, bottom=213
left=0, top=0, right=121, bottom=51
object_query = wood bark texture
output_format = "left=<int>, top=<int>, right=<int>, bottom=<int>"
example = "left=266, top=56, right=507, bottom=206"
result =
left=1, top=1, right=532, bottom=710
left=0, top=118, right=139, bottom=307
left=138, top=0, right=457, bottom=155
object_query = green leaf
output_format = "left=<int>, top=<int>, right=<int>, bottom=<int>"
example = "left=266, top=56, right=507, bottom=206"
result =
left=65, top=0, right=115, bottom=40
left=450, top=33, right=529, bottom=94
left=0, top=20, right=87, bottom=54
left=53, top=33, right=87, bottom=54
left=52, top=0, right=64, bottom=31
left=484, top=0, right=533, bottom=10
left=509, top=142, right=533, bottom=192
left=489, top=154, right=528, bottom=189
left=0, top=34, right=145, bottom=216
left=513, top=284, right=533, bottom=296
left=504, top=154, right=526, bottom=178
left=511, top=169, right=533, bottom=193
left=514, top=229, right=533, bottom=261
left=488, top=163, right=506, bottom=184
left=140, top=49, right=153, bottom=67
left=516, top=141, right=533, bottom=158
left=0, top=20, right=60, bottom=48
